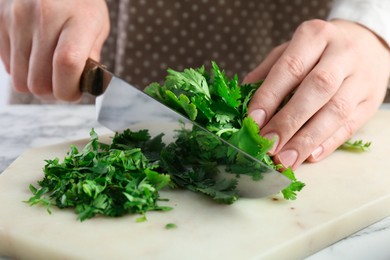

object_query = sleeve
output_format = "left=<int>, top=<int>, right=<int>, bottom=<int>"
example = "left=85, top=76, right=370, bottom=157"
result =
left=327, top=0, right=390, bottom=47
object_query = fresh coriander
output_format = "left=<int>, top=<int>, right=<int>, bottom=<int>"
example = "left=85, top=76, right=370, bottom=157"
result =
left=145, top=61, right=305, bottom=200
left=26, top=129, right=172, bottom=221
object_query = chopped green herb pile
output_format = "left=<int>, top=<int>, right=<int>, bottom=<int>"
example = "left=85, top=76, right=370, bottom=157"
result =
left=26, top=129, right=172, bottom=221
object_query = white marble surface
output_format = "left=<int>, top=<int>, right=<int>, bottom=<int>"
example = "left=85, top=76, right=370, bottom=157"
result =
left=1, top=104, right=390, bottom=259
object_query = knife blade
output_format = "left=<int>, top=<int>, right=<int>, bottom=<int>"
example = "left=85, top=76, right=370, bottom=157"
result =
left=80, top=58, right=290, bottom=198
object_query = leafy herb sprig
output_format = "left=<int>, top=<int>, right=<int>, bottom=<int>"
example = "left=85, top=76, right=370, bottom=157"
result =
left=338, top=139, right=371, bottom=152
left=145, top=61, right=305, bottom=200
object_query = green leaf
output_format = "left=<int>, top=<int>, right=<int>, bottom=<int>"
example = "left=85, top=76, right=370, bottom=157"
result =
left=134, top=214, right=149, bottom=224
left=165, top=223, right=177, bottom=229
left=211, top=61, right=241, bottom=109
left=280, top=167, right=305, bottom=200
left=228, top=117, right=274, bottom=161
left=338, top=139, right=371, bottom=152
left=145, top=168, right=171, bottom=191
left=165, top=90, right=198, bottom=121
left=166, top=67, right=211, bottom=100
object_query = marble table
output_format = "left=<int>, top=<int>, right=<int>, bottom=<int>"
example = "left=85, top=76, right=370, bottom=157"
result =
left=1, top=104, right=390, bottom=259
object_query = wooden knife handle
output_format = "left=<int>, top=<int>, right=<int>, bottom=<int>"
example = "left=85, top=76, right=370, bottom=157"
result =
left=80, top=58, right=113, bottom=96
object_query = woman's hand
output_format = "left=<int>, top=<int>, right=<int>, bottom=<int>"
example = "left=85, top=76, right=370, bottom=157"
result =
left=0, top=0, right=110, bottom=101
left=244, top=19, right=390, bottom=170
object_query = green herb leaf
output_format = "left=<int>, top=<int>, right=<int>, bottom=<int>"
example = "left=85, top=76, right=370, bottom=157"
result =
left=228, top=117, right=273, bottom=161
left=338, top=139, right=371, bottom=152
left=26, top=129, right=172, bottom=221
left=145, top=61, right=305, bottom=201
left=165, top=223, right=177, bottom=229
left=280, top=167, right=305, bottom=200
left=166, top=67, right=211, bottom=100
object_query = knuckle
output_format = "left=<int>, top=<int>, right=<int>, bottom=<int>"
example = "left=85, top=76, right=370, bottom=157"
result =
left=282, top=112, right=301, bottom=130
left=297, top=19, right=332, bottom=36
left=12, top=76, right=28, bottom=92
left=53, top=86, right=82, bottom=102
left=310, top=69, right=338, bottom=96
left=53, top=91, right=80, bottom=102
left=298, top=132, right=317, bottom=149
left=54, top=47, right=83, bottom=72
left=260, top=89, right=280, bottom=104
left=28, top=80, right=52, bottom=96
left=328, top=97, right=352, bottom=121
left=280, top=55, right=305, bottom=80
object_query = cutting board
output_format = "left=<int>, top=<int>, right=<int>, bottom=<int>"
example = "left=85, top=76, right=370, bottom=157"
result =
left=1, top=110, right=390, bottom=260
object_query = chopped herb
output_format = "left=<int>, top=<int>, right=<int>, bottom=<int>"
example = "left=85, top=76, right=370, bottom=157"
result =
left=165, top=223, right=177, bottom=229
left=26, top=129, right=172, bottom=221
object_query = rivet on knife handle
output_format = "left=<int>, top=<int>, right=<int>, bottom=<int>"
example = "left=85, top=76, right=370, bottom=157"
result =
left=80, top=58, right=113, bottom=96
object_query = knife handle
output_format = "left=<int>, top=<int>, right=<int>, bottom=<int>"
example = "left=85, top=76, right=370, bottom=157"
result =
left=80, top=58, right=113, bottom=96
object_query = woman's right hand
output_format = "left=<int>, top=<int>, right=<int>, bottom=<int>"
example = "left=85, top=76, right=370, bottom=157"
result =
left=0, top=0, right=110, bottom=101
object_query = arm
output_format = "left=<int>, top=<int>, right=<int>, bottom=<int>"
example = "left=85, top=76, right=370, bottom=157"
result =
left=0, top=0, right=110, bottom=101
left=244, top=3, right=390, bottom=170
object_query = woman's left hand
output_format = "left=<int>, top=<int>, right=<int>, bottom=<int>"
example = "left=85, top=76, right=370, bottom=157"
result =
left=244, top=19, right=390, bottom=170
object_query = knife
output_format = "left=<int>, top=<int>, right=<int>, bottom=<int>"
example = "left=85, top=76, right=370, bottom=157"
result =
left=79, top=58, right=290, bottom=198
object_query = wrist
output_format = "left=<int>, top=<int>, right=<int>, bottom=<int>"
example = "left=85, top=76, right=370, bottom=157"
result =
left=330, top=19, right=390, bottom=56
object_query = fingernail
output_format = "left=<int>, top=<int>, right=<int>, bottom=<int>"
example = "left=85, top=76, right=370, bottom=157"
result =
left=278, top=149, right=298, bottom=168
left=263, top=132, right=279, bottom=154
left=249, top=109, right=266, bottom=127
left=311, top=146, right=323, bottom=160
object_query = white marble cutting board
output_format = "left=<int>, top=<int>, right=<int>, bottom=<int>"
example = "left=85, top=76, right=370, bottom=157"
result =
left=1, top=111, right=390, bottom=260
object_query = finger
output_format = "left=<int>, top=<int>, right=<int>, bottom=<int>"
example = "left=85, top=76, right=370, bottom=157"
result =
left=273, top=76, right=367, bottom=169
left=88, top=26, right=109, bottom=62
left=8, top=14, right=32, bottom=92
left=0, top=24, right=11, bottom=73
left=27, top=15, right=65, bottom=96
left=90, top=14, right=110, bottom=62
left=52, top=16, right=108, bottom=101
left=307, top=99, right=379, bottom=163
left=242, top=42, right=288, bottom=83
left=0, top=2, right=11, bottom=73
left=260, top=39, right=356, bottom=155
left=248, top=20, right=334, bottom=127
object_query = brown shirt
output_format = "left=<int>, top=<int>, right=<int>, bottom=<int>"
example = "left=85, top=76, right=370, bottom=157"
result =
left=102, top=0, right=332, bottom=87
left=10, top=0, right=333, bottom=104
